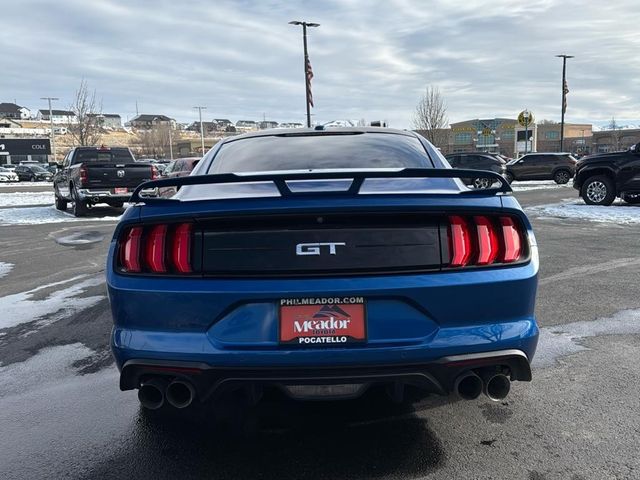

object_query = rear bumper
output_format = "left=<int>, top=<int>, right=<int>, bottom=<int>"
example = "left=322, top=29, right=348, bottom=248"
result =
left=119, top=349, right=532, bottom=400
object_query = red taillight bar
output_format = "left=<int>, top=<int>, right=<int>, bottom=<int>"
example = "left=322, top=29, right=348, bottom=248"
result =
left=120, top=227, right=143, bottom=272
left=500, top=217, right=522, bottom=263
left=172, top=224, right=193, bottom=273
left=448, top=215, right=525, bottom=268
left=144, top=224, right=168, bottom=272
left=449, top=215, right=472, bottom=267
left=474, top=216, right=500, bottom=265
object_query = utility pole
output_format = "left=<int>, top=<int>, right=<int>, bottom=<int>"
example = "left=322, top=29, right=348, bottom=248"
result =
left=168, top=126, right=174, bottom=160
left=556, top=54, right=574, bottom=152
left=289, top=20, right=319, bottom=128
left=193, top=106, right=206, bottom=154
left=41, top=96, right=59, bottom=163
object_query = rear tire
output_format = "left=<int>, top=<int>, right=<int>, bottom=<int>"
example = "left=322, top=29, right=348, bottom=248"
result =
left=553, top=169, right=571, bottom=184
left=54, top=192, right=67, bottom=211
left=30, top=176, right=36, bottom=182
left=71, top=186, right=88, bottom=217
left=581, top=175, right=615, bottom=206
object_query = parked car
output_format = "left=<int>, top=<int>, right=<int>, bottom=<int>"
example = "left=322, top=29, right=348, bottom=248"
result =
left=15, top=164, right=53, bottom=182
left=0, top=166, right=19, bottom=182
left=107, top=128, right=539, bottom=413
left=162, top=157, right=201, bottom=178
left=445, top=152, right=507, bottom=188
left=53, top=146, right=159, bottom=216
left=505, top=152, right=577, bottom=184
left=573, top=141, right=640, bottom=205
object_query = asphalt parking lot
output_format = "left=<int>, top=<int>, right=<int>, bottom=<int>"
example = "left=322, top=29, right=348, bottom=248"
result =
left=0, top=183, right=639, bottom=480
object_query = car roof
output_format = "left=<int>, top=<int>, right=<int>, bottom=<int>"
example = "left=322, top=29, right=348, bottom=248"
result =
left=522, top=152, right=571, bottom=156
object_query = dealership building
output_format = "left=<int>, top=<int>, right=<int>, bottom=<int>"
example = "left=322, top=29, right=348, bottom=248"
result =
left=419, top=118, right=595, bottom=157
left=0, top=138, right=52, bottom=165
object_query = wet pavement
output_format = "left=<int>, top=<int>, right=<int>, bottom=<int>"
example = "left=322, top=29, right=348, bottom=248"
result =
left=1, top=185, right=639, bottom=479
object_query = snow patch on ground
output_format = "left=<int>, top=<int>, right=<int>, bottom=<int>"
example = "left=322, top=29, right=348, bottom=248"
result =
left=0, top=274, right=105, bottom=331
left=0, top=205, right=121, bottom=225
left=0, top=181, right=51, bottom=188
left=0, top=262, right=14, bottom=278
left=510, top=181, right=572, bottom=192
left=528, top=199, right=640, bottom=224
left=0, top=343, right=95, bottom=398
left=0, top=191, right=54, bottom=207
left=534, top=309, right=640, bottom=368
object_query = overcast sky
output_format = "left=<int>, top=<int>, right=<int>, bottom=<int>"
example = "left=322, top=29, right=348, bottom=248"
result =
left=1, top=0, right=638, bottom=128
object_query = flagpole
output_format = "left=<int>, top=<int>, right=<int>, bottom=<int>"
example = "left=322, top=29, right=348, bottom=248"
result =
left=556, top=54, right=574, bottom=152
left=289, top=21, right=319, bottom=128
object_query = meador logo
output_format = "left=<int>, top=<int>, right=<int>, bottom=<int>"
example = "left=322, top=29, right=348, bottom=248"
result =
left=294, top=316, right=351, bottom=333
left=293, top=305, right=352, bottom=333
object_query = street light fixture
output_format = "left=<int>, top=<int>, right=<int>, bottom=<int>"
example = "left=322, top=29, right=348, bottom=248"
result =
left=289, top=20, right=319, bottom=128
left=193, top=106, right=206, bottom=154
left=41, top=96, right=59, bottom=163
left=523, top=110, right=531, bottom=154
left=556, top=54, right=574, bottom=152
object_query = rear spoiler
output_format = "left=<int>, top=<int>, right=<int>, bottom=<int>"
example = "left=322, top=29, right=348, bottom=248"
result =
left=130, top=168, right=511, bottom=203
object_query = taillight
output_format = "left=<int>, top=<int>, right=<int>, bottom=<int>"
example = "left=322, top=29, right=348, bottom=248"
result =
left=172, top=223, right=193, bottom=273
left=79, top=165, right=88, bottom=186
left=144, top=224, right=168, bottom=273
left=448, top=216, right=472, bottom=267
left=447, top=215, right=525, bottom=268
left=120, top=227, right=143, bottom=272
left=499, top=217, right=522, bottom=263
left=117, top=223, right=194, bottom=274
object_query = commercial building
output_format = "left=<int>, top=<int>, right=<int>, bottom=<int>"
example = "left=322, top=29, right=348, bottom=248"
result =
left=592, top=128, right=640, bottom=153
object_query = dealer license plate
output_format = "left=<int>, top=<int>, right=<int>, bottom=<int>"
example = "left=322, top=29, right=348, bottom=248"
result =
left=279, top=297, right=366, bottom=346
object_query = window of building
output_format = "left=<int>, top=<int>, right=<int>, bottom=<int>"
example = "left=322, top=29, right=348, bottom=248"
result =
left=454, top=132, right=472, bottom=144
left=502, top=130, right=514, bottom=140
left=545, top=131, right=560, bottom=140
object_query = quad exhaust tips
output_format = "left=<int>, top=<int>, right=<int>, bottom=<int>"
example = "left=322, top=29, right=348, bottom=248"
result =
left=165, top=380, right=196, bottom=409
left=454, top=370, right=511, bottom=401
left=454, top=371, right=483, bottom=400
left=138, top=377, right=168, bottom=410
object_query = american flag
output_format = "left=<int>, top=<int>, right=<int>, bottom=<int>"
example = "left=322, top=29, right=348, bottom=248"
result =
left=562, top=79, right=569, bottom=114
left=306, top=56, right=314, bottom=108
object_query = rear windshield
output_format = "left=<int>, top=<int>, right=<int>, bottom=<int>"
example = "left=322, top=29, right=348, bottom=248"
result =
left=72, top=149, right=134, bottom=164
left=208, top=133, right=431, bottom=173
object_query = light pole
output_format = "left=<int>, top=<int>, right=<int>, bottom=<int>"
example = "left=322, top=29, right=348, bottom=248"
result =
left=41, top=96, right=59, bottom=163
left=556, top=54, right=574, bottom=152
left=193, top=106, right=206, bottom=154
left=289, top=20, right=319, bottom=128
left=523, top=110, right=530, bottom=154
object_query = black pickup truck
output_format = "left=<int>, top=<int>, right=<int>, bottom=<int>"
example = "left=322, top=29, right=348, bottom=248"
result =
left=573, top=142, right=640, bottom=205
left=53, top=146, right=158, bottom=216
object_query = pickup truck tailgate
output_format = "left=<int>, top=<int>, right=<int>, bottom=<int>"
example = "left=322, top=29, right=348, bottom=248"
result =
left=86, top=163, right=154, bottom=188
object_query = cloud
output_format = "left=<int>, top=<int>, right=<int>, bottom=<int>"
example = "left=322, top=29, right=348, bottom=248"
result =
left=0, top=0, right=638, bottom=128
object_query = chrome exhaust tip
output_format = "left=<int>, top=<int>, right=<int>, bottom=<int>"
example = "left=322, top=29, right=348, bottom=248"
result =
left=138, top=378, right=167, bottom=410
left=166, top=380, right=196, bottom=409
left=453, top=371, right=483, bottom=400
left=481, top=371, right=511, bottom=401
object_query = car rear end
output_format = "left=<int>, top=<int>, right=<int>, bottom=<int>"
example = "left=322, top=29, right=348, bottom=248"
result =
left=106, top=130, right=538, bottom=410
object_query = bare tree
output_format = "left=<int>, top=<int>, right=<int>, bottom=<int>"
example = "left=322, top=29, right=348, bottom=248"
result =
left=607, top=117, right=622, bottom=151
left=68, top=80, right=102, bottom=146
left=413, top=86, right=449, bottom=148
left=134, top=125, right=173, bottom=158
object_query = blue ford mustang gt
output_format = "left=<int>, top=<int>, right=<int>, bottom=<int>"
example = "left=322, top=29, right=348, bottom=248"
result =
left=107, top=128, right=538, bottom=411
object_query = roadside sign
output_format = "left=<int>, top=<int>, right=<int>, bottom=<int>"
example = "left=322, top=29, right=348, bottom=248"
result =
left=0, top=139, right=51, bottom=156
left=518, top=111, right=534, bottom=127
